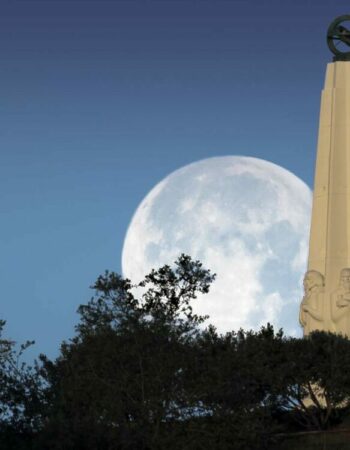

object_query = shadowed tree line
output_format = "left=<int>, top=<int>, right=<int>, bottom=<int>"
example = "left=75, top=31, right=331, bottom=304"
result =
left=2, top=255, right=350, bottom=449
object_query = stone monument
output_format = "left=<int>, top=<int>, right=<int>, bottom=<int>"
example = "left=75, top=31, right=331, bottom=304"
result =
left=300, top=15, right=350, bottom=336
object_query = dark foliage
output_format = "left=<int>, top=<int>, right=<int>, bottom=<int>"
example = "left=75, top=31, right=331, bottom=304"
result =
left=0, top=320, right=43, bottom=449
left=2, top=255, right=350, bottom=449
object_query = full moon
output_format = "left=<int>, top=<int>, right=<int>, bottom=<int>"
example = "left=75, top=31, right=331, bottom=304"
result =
left=122, top=156, right=312, bottom=336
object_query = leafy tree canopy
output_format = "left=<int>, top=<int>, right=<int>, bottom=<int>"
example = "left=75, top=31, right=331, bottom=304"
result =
left=2, top=255, right=350, bottom=449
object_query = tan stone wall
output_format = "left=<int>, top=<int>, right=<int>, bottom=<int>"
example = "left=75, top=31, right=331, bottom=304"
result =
left=301, top=62, right=350, bottom=336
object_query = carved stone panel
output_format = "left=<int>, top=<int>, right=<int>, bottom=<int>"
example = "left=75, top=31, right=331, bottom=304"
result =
left=299, top=270, right=325, bottom=335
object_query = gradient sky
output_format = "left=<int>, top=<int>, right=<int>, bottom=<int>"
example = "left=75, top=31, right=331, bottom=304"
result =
left=1, top=0, right=348, bottom=358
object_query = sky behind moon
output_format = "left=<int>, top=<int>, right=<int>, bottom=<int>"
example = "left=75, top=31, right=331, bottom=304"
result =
left=0, top=0, right=348, bottom=357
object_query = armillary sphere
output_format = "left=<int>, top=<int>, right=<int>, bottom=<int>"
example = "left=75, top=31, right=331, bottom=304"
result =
left=327, top=15, right=350, bottom=60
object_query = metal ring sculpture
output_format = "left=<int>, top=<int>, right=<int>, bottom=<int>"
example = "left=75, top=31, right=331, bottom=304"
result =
left=327, top=15, right=350, bottom=61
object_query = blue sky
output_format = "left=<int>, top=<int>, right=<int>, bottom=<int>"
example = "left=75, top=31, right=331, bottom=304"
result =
left=0, top=0, right=348, bottom=358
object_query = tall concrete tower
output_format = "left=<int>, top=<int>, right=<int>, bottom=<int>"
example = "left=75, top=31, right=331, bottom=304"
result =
left=300, top=16, right=350, bottom=336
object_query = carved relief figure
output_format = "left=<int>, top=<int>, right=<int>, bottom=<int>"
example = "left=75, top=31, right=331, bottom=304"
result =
left=299, top=270, right=325, bottom=334
left=331, top=268, right=350, bottom=335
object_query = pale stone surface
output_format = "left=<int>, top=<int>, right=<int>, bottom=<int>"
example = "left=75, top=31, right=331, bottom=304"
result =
left=299, top=270, right=325, bottom=335
left=301, top=62, right=350, bottom=336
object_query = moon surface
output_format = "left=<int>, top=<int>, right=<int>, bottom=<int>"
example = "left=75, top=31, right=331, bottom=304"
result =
left=122, top=156, right=312, bottom=336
